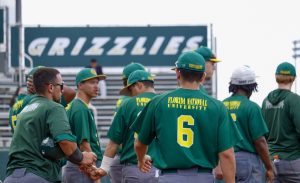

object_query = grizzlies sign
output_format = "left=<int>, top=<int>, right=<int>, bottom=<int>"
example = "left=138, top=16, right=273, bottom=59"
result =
left=11, top=26, right=208, bottom=67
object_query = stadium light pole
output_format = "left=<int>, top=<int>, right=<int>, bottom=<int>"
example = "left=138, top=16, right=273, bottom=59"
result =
left=16, top=0, right=24, bottom=87
left=293, top=40, right=300, bottom=94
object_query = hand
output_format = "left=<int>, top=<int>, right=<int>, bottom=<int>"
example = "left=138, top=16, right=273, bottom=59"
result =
left=79, top=165, right=105, bottom=180
left=90, top=168, right=106, bottom=180
left=213, top=164, right=223, bottom=180
left=80, top=151, right=97, bottom=166
left=138, top=155, right=152, bottom=173
left=265, top=169, right=274, bottom=183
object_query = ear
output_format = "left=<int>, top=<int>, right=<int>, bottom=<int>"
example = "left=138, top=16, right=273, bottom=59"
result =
left=48, top=83, right=54, bottom=93
left=200, top=72, right=206, bottom=83
left=136, top=82, right=143, bottom=90
left=175, top=69, right=180, bottom=79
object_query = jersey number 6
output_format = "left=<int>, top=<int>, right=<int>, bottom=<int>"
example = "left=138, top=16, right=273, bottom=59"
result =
left=177, top=115, right=194, bottom=148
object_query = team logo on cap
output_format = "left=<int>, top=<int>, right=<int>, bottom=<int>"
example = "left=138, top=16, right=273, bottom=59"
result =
left=91, top=69, right=97, bottom=75
left=280, top=70, right=291, bottom=75
left=188, top=64, right=202, bottom=70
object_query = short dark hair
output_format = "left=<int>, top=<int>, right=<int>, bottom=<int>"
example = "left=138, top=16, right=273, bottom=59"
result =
left=141, top=80, right=154, bottom=88
left=229, top=82, right=258, bottom=94
left=122, top=78, right=128, bottom=87
left=33, top=67, right=60, bottom=94
left=276, top=75, right=295, bottom=84
left=178, top=69, right=204, bottom=83
left=90, top=59, right=97, bottom=63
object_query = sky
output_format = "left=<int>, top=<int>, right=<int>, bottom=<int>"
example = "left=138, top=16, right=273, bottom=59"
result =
left=11, top=0, right=300, bottom=104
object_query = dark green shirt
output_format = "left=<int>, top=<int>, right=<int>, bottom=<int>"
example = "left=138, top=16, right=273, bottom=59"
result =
left=199, top=85, right=208, bottom=95
left=66, top=99, right=103, bottom=160
left=6, top=96, right=75, bottom=182
left=223, top=94, right=268, bottom=153
left=8, top=94, right=35, bottom=133
left=9, top=94, right=68, bottom=133
left=132, top=88, right=242, bottom=169
left=115, top=96, right=131, bottom=112
left=108, top=92, right=157, bottom=164
left=262, top=89, right=300, bottom=160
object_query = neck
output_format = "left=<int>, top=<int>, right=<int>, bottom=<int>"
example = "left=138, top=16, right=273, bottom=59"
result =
left=179, top=80, right=200, bottom=90
left=278, top=83, right=292, bottom=90
left=235, top=89, right=250, bottom=98
left=76, top=91, right=92, bottom=104
left=143, top=88, right=155, bottom=94
left=37, top=92, right=53, bottom=100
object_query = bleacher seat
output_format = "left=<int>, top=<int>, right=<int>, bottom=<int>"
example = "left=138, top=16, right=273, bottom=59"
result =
left=0, top=71, right=212, bottom=148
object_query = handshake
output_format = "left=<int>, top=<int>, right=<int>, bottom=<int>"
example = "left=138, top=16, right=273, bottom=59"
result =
left=79, top=164, right=107, bottom=180
left=79, top=152, right=107, bottom=181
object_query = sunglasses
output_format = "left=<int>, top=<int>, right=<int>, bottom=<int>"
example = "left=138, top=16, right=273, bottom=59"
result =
left=47, top=82, right=64, bottom=91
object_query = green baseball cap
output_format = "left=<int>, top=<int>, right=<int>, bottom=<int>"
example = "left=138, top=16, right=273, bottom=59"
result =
left=276, top=62, right=296, bottom=76
left=194, top=46, right=220, bottom=62
left=122, top=62, right=146, bottom=79
left=76, top=68, right=106, bottom=85
left=119, top=70, right=154, bottom=96
left=26, top=66, right=45, bottom=81
left=172, top=51, right=206, bottom=72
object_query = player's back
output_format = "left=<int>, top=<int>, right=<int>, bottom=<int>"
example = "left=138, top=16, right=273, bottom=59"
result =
left=151, top=88, right=230, bottom=169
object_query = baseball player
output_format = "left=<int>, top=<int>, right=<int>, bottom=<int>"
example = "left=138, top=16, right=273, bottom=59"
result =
left=110, top=62, right=146, bottom=183
left=63, top=68, right=108, bottom=183
left=95, top=70, right=158, bottom=182
left=132, top=51, right=242, bottom=183
left=4, top=68, right=96, bottom=183
left=195, top=46, right=220, bottom=94
left=8, top=66, right=76, bottom=133
left=224, top=65, right=274, bottom=182
left=262, top=62, right=300, bottom=182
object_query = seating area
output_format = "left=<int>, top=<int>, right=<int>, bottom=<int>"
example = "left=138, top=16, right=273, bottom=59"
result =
left=0, top=70, right=212, bottom=149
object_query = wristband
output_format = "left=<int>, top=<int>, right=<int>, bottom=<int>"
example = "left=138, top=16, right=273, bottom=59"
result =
left=100, top=156, right=114, bottom=174
left=67, top=148, right=83, bottom=165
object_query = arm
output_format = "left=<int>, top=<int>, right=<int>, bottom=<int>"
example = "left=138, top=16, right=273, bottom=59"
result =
left=80, top=140, right=92, bottom=152
left=97, top=140, right=120, bottom=176
left=104, top=140, right=119, bottom=158
left=254, top=137, right=274, bottom=182
left=134, top=139, right=152, bottom=173
left=219, top=147, right=235, bottom=183
left=59, top=140, right=97, bottom=166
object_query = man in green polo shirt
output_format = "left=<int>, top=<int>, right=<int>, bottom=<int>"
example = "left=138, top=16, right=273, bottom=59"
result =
left=223, top=65, right=273, bottom=182
left=262, top=62, right=300, bottom=182
left=94, top=70, right=157, bottom=182
left=63, top=68, right=108, bottom=183
left=132, top=51, right=241, bottom=183
left=4, top=67, right=96, bottom=183
left=110, top=62, right=146, bottom=183
left=8, top=66, right=76, bottom=133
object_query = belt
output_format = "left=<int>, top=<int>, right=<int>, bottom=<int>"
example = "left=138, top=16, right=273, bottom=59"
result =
left=161, top=166, right=212, bottom=174
left=121, top=161, right=137, bottom=166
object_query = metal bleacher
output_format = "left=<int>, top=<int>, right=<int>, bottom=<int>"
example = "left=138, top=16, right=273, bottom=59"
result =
left=0, top=70, right=212, bottom=149
left=0, top=71, right=180, bottom=148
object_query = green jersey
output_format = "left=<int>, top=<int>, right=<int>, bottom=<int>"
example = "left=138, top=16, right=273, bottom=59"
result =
left=9, top=94, right=68, bottom=133
left=132, top=88, right=241, bottom=169
left=262, top=89, right=300, bottom=160
left=223, top=94, right=268, bottom=153
left=8, top=94, right=35, bottom=133
left=6, top=95, right=75, bottom=182
left=66, top=98, right=103, bottom=160
left=199, top=85, right=208, bottom=95
left=115, top=96, right=131, bottom=111
left=108, top=92, right=157, bottom=164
